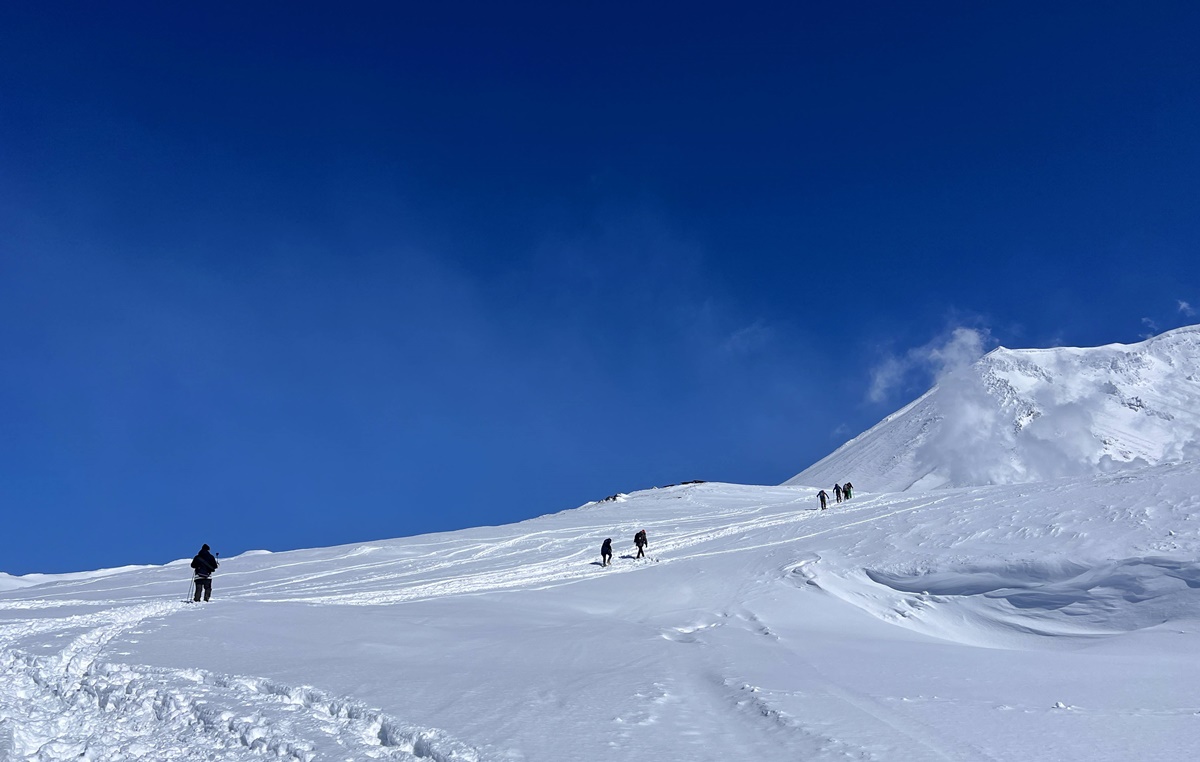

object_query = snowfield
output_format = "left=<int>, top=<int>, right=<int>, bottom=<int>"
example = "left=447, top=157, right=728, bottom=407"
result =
left=4, top=462, right=1200, bottom=761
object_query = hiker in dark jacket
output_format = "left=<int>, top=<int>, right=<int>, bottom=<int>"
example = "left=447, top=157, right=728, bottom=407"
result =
left=833, top=484, right=843, bottom=503
left=190, top=544, right=219, bottom=602
left=634, top=529, right=648, bottom=559
left=843, top=482, right=854, bottom=500
left=601, top=538, right=613, bottom=566
left=818, top=490, right=828, bottom=510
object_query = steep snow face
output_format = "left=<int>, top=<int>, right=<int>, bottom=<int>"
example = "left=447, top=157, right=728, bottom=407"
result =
left=787, top=325, right=1200, bottom=492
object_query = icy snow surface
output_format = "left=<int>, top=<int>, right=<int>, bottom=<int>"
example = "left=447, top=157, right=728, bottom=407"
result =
left=4, top=463, right=1200, bottom=760
left=788, top=325, right=1200, bottom=492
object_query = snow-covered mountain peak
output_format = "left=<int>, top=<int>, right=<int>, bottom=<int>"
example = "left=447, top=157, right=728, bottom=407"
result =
left=787, top=325, right=1200, bottom=492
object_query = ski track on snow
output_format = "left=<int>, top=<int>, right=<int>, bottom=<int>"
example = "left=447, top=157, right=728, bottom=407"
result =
left=251, top=491, right=876, bottom=605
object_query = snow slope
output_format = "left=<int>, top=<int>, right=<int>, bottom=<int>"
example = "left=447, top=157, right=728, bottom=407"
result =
left=4, top=464, right=1200, bottom=761
left=787, top=324, right=1200, bottom=492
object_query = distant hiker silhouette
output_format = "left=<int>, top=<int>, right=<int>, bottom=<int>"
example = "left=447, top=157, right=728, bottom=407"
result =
left=817, top=490, right=828, bottom=510
left=833, top=484, right=843, bottom=503
left=843, top=482, right=854, bottom=500
left=190, top=544, right=219, bottom=602
left=601, top=538, right=613, bottom=566
left=634, top=529, right=648, bottom=559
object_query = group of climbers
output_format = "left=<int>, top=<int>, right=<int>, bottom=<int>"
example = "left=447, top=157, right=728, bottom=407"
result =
left=817, top=481, right=854, bottom=510
left=189, top=477, right=863, bottom=598
left=188, top=528, right=652, bottom=601
left=190, top=474, right=857, bottom=599
left=190, top=480, right=853, bottom=597
left=599, top=529, right=649, bottom=566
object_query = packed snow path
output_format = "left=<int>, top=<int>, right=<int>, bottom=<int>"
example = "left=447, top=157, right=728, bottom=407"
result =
left=4, top=468, right=1200, bottom=760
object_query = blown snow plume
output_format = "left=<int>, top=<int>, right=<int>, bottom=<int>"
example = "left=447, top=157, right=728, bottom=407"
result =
left=788, top=324, right=1200, bottom=492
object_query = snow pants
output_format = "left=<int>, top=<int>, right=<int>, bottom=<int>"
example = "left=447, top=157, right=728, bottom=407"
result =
left=194, top=576, right=212, bottom=602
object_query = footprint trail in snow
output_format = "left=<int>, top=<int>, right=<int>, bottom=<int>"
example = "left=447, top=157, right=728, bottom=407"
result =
left=0, top=600, right=484, bottom=761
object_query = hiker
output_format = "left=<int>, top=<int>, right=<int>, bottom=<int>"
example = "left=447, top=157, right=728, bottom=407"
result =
left=190, top=544, right=219, bottom=602
left=834, top=484, right=843, bottom=503
left=843, top=481, right=854, bottom=500
left=601, top=538, right=613, bottom=566
left=817, top=489, right=828, bottom=510
left=634, top=529, right=648, bottom=559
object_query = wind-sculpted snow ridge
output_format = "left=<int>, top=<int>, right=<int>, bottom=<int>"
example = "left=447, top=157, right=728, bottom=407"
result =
left=861, top=555, right=1200, bottom=640
left=790, top=461, right=1200, bottom=648
left=0, top=600, right=487, bottom=761
left=787, top=324, right=1200, bottom=492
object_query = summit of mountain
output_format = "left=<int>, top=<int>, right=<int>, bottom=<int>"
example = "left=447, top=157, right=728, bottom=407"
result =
left=787, top=325, right=1200, bottom=492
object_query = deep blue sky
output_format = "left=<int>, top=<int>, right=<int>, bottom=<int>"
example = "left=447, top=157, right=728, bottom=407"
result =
left=3, top=2, right=1198, bottom=575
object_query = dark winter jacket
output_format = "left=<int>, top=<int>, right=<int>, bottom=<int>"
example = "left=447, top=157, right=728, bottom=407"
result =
left=601, top=539, right=612, bottom=556
left=634, top=530, right=647, bottom=548
left=191, top=548, right=219, bottom=577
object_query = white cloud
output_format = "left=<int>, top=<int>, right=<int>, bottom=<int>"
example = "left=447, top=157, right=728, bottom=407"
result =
left=1178, top=300, right=1196, bottom=317
left=867, top=355, right=906, bottom=404
left=866, top=326, right=993, bottom=404
left=926, top=327, right=990, bottom=378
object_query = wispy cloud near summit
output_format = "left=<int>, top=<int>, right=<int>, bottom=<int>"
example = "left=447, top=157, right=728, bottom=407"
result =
left=868, top=327, right=994, bottom=404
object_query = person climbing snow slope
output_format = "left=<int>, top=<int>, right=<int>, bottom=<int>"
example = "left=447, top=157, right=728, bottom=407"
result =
left=190, top=544, right=219, bottom=602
